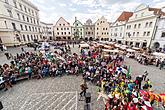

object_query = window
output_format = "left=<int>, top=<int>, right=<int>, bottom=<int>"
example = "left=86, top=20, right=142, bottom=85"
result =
left=23, top=35, right=26, bottom=41
left=27, top=17, right=29, bottom=22
left=133, top=32, right=135, bottom=36
left=147, top=31, right=150, bottom=36
left=134, top=24, right=137, bottom=29
left=7, top=9, right=13, bottom=17
left=35, top=27, right=37, bottom=32
left=31, top=35, right=33, bottom=41
left=17, top=13, right=20, bottom=20
left=34, top=19, right=36, bottom=24
left=141, top=12, right=144, bottom=17
left=32, top=27, right=34, bottom=31
left=137, top=32, right=139, bottom=36
left=57, top=32, right=59, bottom=35
left=13, top=0, right=17, bottom=8
left=20, top=24, right=23, bottom=30
left=120, top=33, right=122, bottom=37
left=97, top=32, right=98, bottom=35
left=135, top=14, right=137, bottom=18
left=61, top=28, right=63, bottom=30
left=29, top=26, right=31, bottom=31
left=102, top=32, right=103, bottom=35
left=24, top=6, right=27, bottom=13
left=143, top=32, right=146, bottom=36
left=22, top=15, right=25, bottom=21
left=161, top=32, right=165, bottom=37
left=12, top=23, right=16, bottom=30
left=103, top=28, right=105, bottom=30
left=107, top=32, right=109, bottom=35
left=145, top=22, right=148, bottom=27
left=76, top=24, right=78, bottom=26
left=97, top=23, right=99, bottom=25
left=32, top=10, right=34, bottom=16
left=30, top=18, right=32, bottom=23
left=100, top=21, right=102, bottom=23
left=138, top=24, right=141, bottom=28
left=27, top=35, right=30, bottom=41
left=19, top=4, right=22, bottom=10
left=28, top=8, right=31, bottom=14
left=64, top=28, right=66, bottom=30
left=80, top=29, right=82, bottom=31
left=25, top=25, right=27, bottom=31
left=63, top=24, right=65, bottom=26
left=149, top=22, right=153, bottom=27
left=61, top=32, right=63, bottom=35
left=67, top=28, right=69, bottom=30
left=68, top=32, right=70, bottom=35
left=5, top=0, right=9, bottom=4
left=57, top=28, right=59, bottom=30
left=59, top=24, right=61, bottom=26
left=97, top=28, right=98, bottom=30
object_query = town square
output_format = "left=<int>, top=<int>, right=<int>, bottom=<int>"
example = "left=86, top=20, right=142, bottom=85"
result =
left=0, top=0, right=165, bottom=110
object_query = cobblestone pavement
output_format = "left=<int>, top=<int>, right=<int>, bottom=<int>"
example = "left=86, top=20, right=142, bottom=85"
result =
left=0, top=45, right=165, bottom=110
left=124, top=58, right=165, bottom=93
left=0, top=76, right=104, bottom=110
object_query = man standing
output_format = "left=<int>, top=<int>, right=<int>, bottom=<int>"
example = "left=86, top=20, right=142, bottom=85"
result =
left=79, top=80, right=88, bottom=101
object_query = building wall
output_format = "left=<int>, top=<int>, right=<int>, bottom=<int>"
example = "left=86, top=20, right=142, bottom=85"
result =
left=95, top=16, right=110, bottom=41
left=40, top=22, right=53, bottom=40
left=53, top=17, right=72, bottom=40
left=72, top=18, right=84, bottom=39
left=84, top=19, right=95, bottom=39
left=109, top=21, right=126, bottom=43
left=124, top=4, right=158, bottom=48
left=0, top=0, right=42, bottom=46
left=151, top=17, right=165, bottom=48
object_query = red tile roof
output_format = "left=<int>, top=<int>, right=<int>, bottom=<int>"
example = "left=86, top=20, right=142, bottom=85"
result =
left=149, top=8, right=165, bottom=16
left=117, top=11, right=133, bottom=22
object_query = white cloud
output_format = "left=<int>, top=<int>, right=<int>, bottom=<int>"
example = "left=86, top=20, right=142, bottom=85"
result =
left=59, top=3, right=67, bottom=7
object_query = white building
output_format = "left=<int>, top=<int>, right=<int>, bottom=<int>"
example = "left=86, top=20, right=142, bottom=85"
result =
left=40, top=22, right=53, bottom=40
left=151, top=16, right=165, bottom=49
left=109, top=11, right=133, bottom=44
left=53, top=17, right=72, bottom=40
left=95, top=16, right=110, bottom=41
left=0, top=0, right=42, bottom=46
left=124, top=4, right=165, bottom=48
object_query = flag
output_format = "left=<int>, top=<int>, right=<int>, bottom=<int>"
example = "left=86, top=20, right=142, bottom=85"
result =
left=126, top=65, right=131, bottom=78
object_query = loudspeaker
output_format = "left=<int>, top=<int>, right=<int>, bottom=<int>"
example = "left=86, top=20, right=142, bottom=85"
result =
left=0, top=101, right=3, bottom=110
left=85, top=92, right=91, bottom=103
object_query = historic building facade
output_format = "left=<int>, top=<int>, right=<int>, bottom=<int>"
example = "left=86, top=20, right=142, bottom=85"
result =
left=124, top=4, right=165, bottom=48
left=53, top=17, right=72, bottom=40
left=0, top=0, right=42, bottom=46
left=95, top=16, right=110, bottom=41
left=151, top=16, right=165, bottom=49
left=84, top=19, right=95, bottom=40
left=40, top=22, right=53, bottom=40
left=109, top=11, right=133, bottom=44
left=72, top=17, right=84, bottom=40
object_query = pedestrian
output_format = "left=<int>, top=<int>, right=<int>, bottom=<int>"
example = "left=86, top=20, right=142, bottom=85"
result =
left=79, top=80, right=88, bottom=101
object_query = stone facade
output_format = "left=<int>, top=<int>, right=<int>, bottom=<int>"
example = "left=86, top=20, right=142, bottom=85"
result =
left=53, top=17, right=72, bottom=40
left=40, top=22, right=53, bottom=40
left=95, top=16, right=110, bottom=41
left=124, top=4, right=165, bottom=48
left=84, top=19, right=95, bottom=40
left=72, top=17, right=84, bottom=40
left=0, top=0, right=42, bottom=46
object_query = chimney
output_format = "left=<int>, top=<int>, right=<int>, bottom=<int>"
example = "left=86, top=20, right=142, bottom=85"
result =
left=75, top=17, right=77, bottom=22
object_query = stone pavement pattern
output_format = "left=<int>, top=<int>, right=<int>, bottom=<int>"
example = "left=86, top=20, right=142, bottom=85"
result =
left=0, top=76, right=104, bottom=110
left=0, top=45, right=165, bottom=110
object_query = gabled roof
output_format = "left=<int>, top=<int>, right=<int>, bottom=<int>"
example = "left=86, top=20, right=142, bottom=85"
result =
left=54, top=17, right=70, bottom=27
left=117, top=11, right=133, bottom=22
left=149, top=8, right=165, bottom=16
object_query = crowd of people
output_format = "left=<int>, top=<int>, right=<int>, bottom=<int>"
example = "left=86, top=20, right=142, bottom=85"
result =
left=0, top=42, right=164, bottom=109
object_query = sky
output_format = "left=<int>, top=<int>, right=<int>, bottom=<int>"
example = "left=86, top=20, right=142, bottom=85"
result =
left=29, top=0, right=165, bottom=24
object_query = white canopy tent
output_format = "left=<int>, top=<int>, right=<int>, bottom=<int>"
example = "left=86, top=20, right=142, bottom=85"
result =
left=80, top=43, right=89, bottom=48
left=126, top=49, right=135, bottom=52
left=103, top=49, right=119, bottom=53
left=152, top=52, right=165, bottom=58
